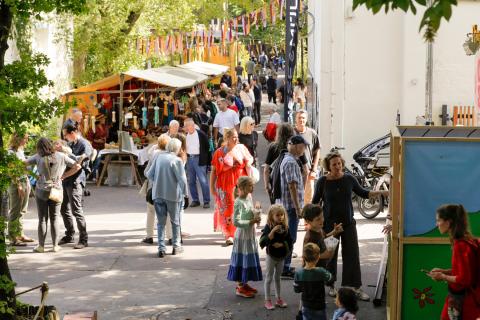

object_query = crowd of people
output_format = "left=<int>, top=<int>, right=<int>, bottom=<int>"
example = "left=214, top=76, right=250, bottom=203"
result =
left=5, top=64, right=479, bottom=320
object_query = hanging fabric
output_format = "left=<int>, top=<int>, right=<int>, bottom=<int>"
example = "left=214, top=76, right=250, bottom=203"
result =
left=271, top=2, right=276, bottom=25
left=242, top=15, right=246, bottom=35
left=154, top=106, right=160, bottom=126
left=263, top=5, right=268, bottom=28
left=142, top=106, right=148, bottom=128
left=154, top=37, right=160, bottom=56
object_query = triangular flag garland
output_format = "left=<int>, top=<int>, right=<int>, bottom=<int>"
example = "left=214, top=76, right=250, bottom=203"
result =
left=132, top=0, right=287, bottom=57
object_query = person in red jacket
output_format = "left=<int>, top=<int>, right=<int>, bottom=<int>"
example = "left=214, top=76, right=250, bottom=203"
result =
left=429, top=204, right=480, bottom=320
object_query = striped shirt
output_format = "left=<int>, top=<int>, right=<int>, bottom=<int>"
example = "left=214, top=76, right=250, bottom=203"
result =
left=280, top=153, right=304, bottom=211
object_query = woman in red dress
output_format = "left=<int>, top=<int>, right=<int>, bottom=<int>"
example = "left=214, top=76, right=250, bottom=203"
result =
left=210, top=128, right=253, bottom=246
left=429, top=204, right=480, bottom=320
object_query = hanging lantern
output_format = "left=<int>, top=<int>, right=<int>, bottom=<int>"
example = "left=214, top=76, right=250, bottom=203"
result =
left=154, top=105, right=160, bottom=126
left=142, top=106, right=148, bottom=128
left=133, top=115, right=138, bottom=129
left=91, top=115, right=96, bottom=133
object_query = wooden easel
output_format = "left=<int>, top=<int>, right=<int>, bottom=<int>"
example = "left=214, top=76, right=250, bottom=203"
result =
left=96, top=152, right=142, bottom=187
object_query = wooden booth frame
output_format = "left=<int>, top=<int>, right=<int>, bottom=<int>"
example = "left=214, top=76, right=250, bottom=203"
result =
left=388, top=126, right=480, bottom=320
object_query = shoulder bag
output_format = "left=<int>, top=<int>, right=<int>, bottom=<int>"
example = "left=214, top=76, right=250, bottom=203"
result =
left=45, top=156, right=63, bottom=203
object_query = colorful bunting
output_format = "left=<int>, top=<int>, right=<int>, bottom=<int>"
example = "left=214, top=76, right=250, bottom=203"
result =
left=134, top=0, right=283, bottom=57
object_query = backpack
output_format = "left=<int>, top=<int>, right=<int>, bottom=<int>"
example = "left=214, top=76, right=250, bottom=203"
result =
left=464, top=238, right=480, bottom=306
left=234, top=96, right=244, bottom=112
left=269, top=150, right=288, bottom=201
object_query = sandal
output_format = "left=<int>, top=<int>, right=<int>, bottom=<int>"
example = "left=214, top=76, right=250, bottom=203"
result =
left=11, top=240, right=27, bottom=247
left=18, top=236, right=34, bottom=243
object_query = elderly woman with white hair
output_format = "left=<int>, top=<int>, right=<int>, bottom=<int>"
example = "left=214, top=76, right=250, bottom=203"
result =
left=168, top=120, right=180, bottom=137
left=141, top=134, right=171, bottom=244
left=145, top=137, right=187, bottom=258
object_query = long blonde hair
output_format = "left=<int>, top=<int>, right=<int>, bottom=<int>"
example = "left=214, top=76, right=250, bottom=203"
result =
left=239, top=116, right=254, bottom=134
left=266, top=204, right=288, bottom=229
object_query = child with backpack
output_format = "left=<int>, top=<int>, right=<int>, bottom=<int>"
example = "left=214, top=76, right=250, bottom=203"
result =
left=260, top=204, right=293, bottom=310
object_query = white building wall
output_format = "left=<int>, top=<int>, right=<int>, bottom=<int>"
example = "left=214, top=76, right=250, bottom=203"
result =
left=310, top=0, right=480, bottom=163
left=5, top=16, right=73, bottom=98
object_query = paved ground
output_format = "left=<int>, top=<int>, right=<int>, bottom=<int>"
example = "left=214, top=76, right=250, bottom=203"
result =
left=9, top=96, right=389, bottom=319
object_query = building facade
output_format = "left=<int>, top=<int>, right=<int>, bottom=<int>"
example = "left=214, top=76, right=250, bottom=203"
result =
left=308, top=0, right=480, bottom=161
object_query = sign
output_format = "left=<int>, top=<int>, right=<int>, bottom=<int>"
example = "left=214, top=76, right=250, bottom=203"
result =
left=284, top=0, right=300, bottom=121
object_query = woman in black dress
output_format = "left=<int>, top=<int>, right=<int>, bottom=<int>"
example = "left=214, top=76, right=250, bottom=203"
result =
left=312, top=152, right=388, bottom=301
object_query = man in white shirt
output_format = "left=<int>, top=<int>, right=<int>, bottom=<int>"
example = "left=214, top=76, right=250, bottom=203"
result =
left=213, top=98, right=240, bottom=148
left=184, top=119, right=211, bottom=209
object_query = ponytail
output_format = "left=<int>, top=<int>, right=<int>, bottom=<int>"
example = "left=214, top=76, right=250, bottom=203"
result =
left=436, top=204, right=472, bottom=243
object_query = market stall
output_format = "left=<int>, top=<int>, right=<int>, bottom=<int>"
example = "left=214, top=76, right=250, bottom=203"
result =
left=62, top=66, right=211, bottom=186
left=178, top=61, right=229, bottom=78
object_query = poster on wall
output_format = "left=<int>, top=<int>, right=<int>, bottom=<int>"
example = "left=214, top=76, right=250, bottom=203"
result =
left=284, top=0, right=300, bottom=122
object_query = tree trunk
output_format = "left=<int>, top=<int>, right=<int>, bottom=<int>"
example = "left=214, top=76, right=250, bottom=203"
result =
left=0, top=3, right=17, bottom=319
left=0, top=2, right=12, bottom=69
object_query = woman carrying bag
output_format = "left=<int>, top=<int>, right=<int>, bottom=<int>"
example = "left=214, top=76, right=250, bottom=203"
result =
left=26, top=138, right=81, bottom=253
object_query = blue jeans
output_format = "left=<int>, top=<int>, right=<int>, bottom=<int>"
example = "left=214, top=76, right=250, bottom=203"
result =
left=154, top=198, right=182, bottom=252
left=187, top=155, right=210, bottom=204
left=283, top=208, right=299, bottom=272
left=302, top=306, right=326, bottom=320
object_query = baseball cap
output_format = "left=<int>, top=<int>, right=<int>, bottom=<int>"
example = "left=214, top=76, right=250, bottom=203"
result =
left=288, top=135, right=309, bottom=145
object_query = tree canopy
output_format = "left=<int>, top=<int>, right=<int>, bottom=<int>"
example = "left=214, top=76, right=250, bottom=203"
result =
left=353, top=0, right=457, bottom=41
left=72, top=0, right=267, bottom=86
left=0, top=1, right=88, bottom=318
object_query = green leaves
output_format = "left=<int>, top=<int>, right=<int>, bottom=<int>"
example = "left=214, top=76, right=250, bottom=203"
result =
left=353, top=0, right=458, bottom=41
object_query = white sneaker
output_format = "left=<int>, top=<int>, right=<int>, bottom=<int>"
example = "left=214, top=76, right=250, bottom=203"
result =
left=355, top=288, right=370, bottom=301
left=51, top=245, right=61, bottom=252
left=33, top=245, right=44, bottom=253
left=328, top=286, right=337, bottom=297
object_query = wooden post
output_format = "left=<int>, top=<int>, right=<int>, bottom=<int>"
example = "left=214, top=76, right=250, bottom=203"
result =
left=119, top=74, right=125, bottom=133
left=453, top=106, right=458, bottom=126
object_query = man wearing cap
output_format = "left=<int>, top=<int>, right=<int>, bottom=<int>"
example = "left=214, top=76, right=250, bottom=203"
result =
left=294, top=110, right=321, bottom=204
left=212, top=98, right=240, bottom=148
left=279, top=135, right=307, bottom=279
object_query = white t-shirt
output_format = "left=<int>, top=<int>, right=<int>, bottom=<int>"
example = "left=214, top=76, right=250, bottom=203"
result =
left=240, top=90, right=253, bottom=108
left=186, top=130, right=200, bottom=155
left=294, top=86, right=307, bottom=103
left=213, top=109, right=240, bottom=136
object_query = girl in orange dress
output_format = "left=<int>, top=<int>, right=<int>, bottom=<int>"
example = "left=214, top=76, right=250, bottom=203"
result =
left=210, top=128, right=253, bottom=246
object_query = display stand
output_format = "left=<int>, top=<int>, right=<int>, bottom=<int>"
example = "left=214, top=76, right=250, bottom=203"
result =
left=388, top=126, right=480, bottom=320
left=96, top=152, right=142, bottom=187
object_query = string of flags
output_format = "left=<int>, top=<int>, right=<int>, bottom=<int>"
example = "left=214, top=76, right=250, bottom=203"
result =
left=133, top=0, right=298, bottom=57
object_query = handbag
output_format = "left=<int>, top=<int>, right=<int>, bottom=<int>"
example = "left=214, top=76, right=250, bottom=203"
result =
left=146, top=188, right=154, bottom=205
left=247, top=165, right=260, bottom=184
left=263, top=122, right=277, bottom=142
left=45, top=156, right=63, bottom=203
